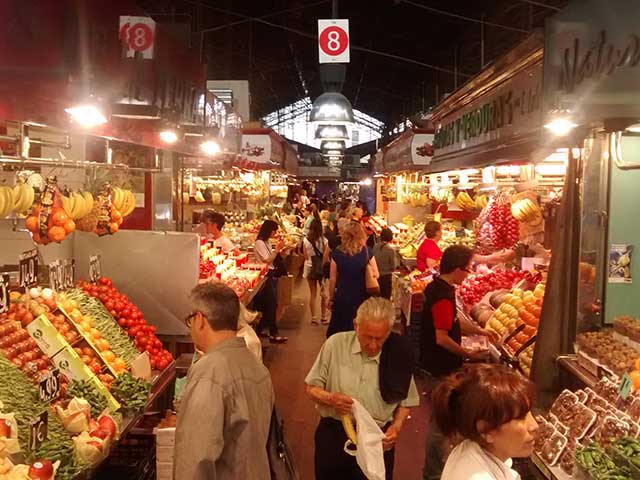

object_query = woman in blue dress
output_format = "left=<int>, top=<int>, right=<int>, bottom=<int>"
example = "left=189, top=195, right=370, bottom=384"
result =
left=326, top=220, right=380, bottom=337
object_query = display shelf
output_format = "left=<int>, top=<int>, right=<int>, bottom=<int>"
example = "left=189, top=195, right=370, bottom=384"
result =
left=557, top=355, right=597, bottom=388
left=530, top=453, right=572, bottom=480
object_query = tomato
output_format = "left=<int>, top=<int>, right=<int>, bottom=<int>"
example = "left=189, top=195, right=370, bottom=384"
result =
left=117, top=319, right=126, bottom=327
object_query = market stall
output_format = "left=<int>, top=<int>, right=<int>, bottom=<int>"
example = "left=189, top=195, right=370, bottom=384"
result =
left=527, top=0, right=640, bottom=477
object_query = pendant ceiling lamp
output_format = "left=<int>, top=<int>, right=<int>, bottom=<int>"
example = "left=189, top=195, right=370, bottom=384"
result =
left=309, top=92, right=354, bottom=125
left=315, top=124, right=349, bottom=140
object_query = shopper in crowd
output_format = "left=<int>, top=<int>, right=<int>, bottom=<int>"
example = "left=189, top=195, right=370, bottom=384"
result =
left=421, top=245, right=496, bottom=479
left=416, top=221, right=443, bottom=272
left=300, top=189, right=311, bottom=207
left=327, top=203, right=337, bottom=223
left=304, top=218, right=330, bottom=325
left=374, top=228, right=398, bottom=300
left=302, top=203, right=320, bottom=236
left=253, top=220, right=288, bottom=343
left=433, top=364, right=538, bottom=480
left=175, top=282, right=274, bottom=480
left=325, top=219, right=341, bottom=251
left=305, top=297, right=420, bottom=480
left=201, top=210, right=236, bottom=253
left=356, top=200, right=371, bottom=218
left=327, top=221, right=379, bottom=337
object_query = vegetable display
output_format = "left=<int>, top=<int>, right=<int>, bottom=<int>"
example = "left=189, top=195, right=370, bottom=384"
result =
left=76, top=277, right=173, bottom=370
left=110, top=373, right=151, bottom=417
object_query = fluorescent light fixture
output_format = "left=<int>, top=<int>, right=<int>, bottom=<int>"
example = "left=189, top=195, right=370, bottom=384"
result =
left=626, top=124, right=640, bottom=133
left=321, top=141, right=345, bottom=150
left=201, top=139, right=221, bottom=155
left=535, top=164, right=566, bottom=176
left=544, top=117, right=577, bottom=136
left=496, top=165, right=521, bottom=176
left=65, top=104, right=107, bottom=128
left=160, top=129, right=179, bottom=144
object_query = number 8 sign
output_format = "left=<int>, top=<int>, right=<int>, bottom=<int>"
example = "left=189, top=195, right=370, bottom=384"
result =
left=318, top=19, right=350, bottom=64
left=119, top=16, right=156, bottom=59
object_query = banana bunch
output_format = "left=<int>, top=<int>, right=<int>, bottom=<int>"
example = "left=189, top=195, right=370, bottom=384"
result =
left=399, top=244, right=418, bottom=259
left=11, top=182, right=35, bottom=215
left=475, top=194, right=489, bottom=210
left=111, top=187, right=136, bottom=217
left=341, top=414, right=357, bottom=445
left=60, top=191, right=94, bottom=220
left=510, top=198, right=541, bottom=223
left=0, top=186, right=14, bottom=218
left=456, top=191, right=477, bottom=211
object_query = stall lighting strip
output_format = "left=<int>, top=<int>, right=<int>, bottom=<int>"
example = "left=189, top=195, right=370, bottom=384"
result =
left=0, top=156, right=162, bottom=173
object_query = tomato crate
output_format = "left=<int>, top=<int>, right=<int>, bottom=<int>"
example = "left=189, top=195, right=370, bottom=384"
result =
left=92, top=435, right=156, bottom=480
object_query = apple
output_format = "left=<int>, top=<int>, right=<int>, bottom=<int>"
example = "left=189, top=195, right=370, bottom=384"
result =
left=28, top=459, right=53, bottom=480
left=98, top=416, right=117, bottom=439
left=0, top=419, right=11, bottom=438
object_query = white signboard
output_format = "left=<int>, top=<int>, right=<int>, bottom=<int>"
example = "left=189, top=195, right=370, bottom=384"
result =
left=240, top=135, right=272, bottom=165
left=411, top=133, right=435, bottom=166
left=318, top=19, right=350, bottom=64
left=119, top=16, right=156, bottom=59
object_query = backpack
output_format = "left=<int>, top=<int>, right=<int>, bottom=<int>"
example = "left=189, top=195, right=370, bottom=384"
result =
left=309, top=239, right=325, bottom=281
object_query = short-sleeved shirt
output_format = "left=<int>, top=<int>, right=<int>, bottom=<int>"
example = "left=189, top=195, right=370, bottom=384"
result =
left=254, top=239, right=274, bottom=270
left=420, top=276, right=462, bottom=377
left=305, top=331, right=420, bottom=426
left=214, top=235, right=235, bottom=253
left=416, top=238, right=443, bottom=272
left=303, top=237, right=328, bottom=267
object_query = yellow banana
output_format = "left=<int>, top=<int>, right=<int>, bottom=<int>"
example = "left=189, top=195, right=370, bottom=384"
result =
left=341, top=414, right=357, bottom=445
left=82, top=191, right=94, bottom=218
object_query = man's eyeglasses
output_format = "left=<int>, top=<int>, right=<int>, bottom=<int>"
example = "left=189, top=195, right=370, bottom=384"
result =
left=184, top=312, right=200, bottom=327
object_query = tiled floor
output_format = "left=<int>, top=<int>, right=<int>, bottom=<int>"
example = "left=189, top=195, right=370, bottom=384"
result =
left=264, top=276, right=430, bottom=480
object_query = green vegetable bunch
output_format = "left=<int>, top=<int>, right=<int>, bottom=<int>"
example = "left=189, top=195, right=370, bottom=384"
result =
left=111, top=372, right=151, bottom=417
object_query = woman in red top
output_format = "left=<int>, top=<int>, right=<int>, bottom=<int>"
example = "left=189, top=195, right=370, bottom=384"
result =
left=416, top=221, right=443, bottom=272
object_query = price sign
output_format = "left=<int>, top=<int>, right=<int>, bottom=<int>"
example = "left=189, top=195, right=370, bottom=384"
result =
left=620, top=373, right=633, bottom=400
left=318, top=19, right=350, bottom=63
left=29, top=410, right=48, bottom=451
left=48, top=261, right=63, bottom=292
left=0, top=274, right=9, bottom=315
left=19, top=249, right=38, bottom=289
left=38, top=369, right=60, bottom=403
left=89, top=255, right=101, bottom=284
left=62, top=259, right=75, bottom=290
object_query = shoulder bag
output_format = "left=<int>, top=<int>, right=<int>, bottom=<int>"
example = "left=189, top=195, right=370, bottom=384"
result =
left=365, top=247, right=381, bottom=296
left=308, top=240, right=325, bottom=281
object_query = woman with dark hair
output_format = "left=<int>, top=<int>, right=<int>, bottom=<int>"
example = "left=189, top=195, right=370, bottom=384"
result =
left=303, top=218, right=329, bottom=325
left=416, top=221, right=443, bottom=272
left=432, top=364, right=538, bottom=480
left=302, top=204, right=320, bottom=236
left=252, top=220, right=288, bottom=343
left=374, top=228, right=397, bottom=299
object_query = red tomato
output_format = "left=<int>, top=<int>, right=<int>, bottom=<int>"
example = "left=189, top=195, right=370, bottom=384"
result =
left=117, top=319, right=126, bottom=327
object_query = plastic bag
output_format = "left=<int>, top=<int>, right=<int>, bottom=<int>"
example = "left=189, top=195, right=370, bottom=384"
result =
left=343, top=399, right=386, bottom=480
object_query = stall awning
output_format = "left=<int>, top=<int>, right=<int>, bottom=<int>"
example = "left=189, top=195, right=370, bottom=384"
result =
left=377, top=129, right=435, bottom=174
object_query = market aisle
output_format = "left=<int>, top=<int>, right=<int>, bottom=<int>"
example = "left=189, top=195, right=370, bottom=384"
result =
left=264, top=275, right=430, bottom=480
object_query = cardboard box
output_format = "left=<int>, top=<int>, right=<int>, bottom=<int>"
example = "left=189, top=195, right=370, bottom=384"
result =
left=156, top=445, right=175, bottom=463
left=26, top=314, right=66, bottom=358
left=154, top=427, right=176, bottom=446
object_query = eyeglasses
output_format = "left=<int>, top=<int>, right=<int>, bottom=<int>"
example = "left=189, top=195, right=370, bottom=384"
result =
left=184, top=311, right=200, bottom=327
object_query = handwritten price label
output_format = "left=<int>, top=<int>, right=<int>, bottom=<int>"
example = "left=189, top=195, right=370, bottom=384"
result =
left=38, top=369, right=60, bottom=403
left=0, top=274, right=9, bottom=315
left=48, top=261, right=63, bottom=292
left=29, top=410, right=48, bottom=451
left=19, top=249, right=38, bottom=289
left=89, top=255, right=101, bottom=284
left=62, top=259, right=75, bottom=289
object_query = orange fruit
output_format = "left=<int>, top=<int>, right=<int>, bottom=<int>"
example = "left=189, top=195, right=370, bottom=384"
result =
left=635, top=358, right=640, bottom=371
left=48, top=225, right=66, bottom=243
left=25, top=216, right=39, bottom=233
left=50, top=209, right=69, bottom=227
left=63, top=219, right=76, bottom=234
left=111, top=209, right=122, bottom=223
left=109, top=222, right=119, bottom=234
left=630, top=370, right=640, bottom=389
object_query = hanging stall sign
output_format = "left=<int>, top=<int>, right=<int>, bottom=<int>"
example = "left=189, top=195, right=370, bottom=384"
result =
left=89, top=255, right=102, bottom=284
left=0, top=274, right=9, bottom=315
left=543, top=0, right=640, bottom=123
left=318, top=19, right=350, bottom=64
left=381, top=130, right=435, bottom=173
left=19, top=249, right=38, bottom=289
left=119, top=16, right=156, bottom=59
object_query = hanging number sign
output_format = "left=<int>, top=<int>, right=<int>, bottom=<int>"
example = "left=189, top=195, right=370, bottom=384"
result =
left=318, top=19, right=350, bottom=63
left=19, top=249, right=38, bottom=289
left=48, top=261, right=63, bottom=292
left=29, top=410, right=48, bottom=451
left=89, top=255, right=102, bottom=283
left=0, top=274, right=9, bottom=315
left=62, top=259, right=75, bottom=290
left=38, top=369, right=60, bottom=403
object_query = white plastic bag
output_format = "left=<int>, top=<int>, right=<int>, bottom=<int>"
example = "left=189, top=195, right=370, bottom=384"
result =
left=343, top=399, right=386, bottom=480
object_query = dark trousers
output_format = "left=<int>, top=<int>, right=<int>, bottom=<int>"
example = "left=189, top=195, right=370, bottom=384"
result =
left=379, top=274, right=392, bottom=300
left=253, top=275, right=279, bottom=336
left=315, top=417, right=395, bottom=480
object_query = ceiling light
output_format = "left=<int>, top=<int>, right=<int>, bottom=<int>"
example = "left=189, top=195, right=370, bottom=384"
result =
left=361, top=178, right=373, bottom=186
left=544, top=117, right=577, bottom=136
left=201, top=139, right=221, bottom=156
left=309, top=92, right=354, bottom=124
left=315, top=124, right=349, bottom=140
left=626, top=124, right=640, bottom=133
left=65, top=104, right=107, bottom=128
left=321, top=140, right=345, bottom=150
left=160, top=129, right=179, bottom=144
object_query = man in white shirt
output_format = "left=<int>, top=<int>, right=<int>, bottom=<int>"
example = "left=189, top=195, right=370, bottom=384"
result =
left=202, top=210, right=236, bottom=253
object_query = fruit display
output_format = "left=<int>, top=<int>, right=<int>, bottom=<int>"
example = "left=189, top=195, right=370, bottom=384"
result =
left=24, top=177, right=75, bottom=245
left=576, top=330, right=637, bottom=376
left=455, top=191, right=477, bottom=212
left=0, top=185, right=16, bottom=219
left=10, top=181, right=36, bottom=216
left=76, top=189, right=122, bottom=236
left=77, top=277, right=173, bottom=370
left=458, top=268, right=537, bottom=306
left=438, top=225, right=476, bottom=251
left=109, top=187, right=136, bottom=218
left=475, top=194, right=489, bottom=210
left=519, top=342, right=535, bottom=377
